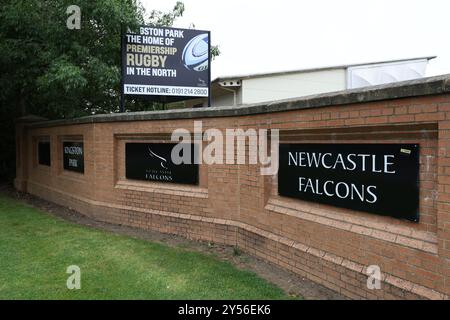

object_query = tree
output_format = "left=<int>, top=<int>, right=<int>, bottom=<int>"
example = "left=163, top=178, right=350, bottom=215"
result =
left=0, top=0, right=144, bottom=119
left=0, top=0, right=219, bottom=180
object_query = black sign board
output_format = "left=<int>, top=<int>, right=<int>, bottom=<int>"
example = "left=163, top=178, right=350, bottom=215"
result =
left=63, top=141, right=84, bottom=173
left=125, top=143, right=198, bottom=185
left=122, top=26, right=210, bottom=103
left=38, top=141, right=51, bottom=166
left=278, top=144, right=420, bottom=221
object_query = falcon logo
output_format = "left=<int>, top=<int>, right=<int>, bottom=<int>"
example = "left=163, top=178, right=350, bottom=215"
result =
left=182, top=33, right=209, bottom=72
left=149, top=148, right=168, bottom=169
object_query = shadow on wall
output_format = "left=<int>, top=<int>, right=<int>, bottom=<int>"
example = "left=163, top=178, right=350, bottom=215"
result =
left=0, top=109, right=16, bottom=182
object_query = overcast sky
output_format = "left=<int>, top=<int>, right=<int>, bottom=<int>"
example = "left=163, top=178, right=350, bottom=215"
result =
left=140, top=0, right=450, bottom=79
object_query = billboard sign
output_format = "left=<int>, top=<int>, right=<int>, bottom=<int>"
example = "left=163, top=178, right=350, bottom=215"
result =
left=278, top=144, right=420, bottom=221
left=122, top=26, right=210, bottom=100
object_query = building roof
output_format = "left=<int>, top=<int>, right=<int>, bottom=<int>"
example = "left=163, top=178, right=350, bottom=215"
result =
left=213, top=56, right=437, bottom=83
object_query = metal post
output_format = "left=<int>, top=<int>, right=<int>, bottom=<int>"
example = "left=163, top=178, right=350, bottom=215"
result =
left=208, top=31, right=212, bottom=108
left=119, top=23, right=125, bottom=113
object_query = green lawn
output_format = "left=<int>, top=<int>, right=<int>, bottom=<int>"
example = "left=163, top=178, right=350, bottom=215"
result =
left=0, top=195, right=291, bottom=300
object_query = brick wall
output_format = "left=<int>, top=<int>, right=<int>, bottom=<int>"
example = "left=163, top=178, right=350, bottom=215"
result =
left=15, top=79, right=450, bottom=300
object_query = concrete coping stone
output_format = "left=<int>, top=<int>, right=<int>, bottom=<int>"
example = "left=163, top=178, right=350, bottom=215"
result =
left=24, top=74, right=450, bottom=128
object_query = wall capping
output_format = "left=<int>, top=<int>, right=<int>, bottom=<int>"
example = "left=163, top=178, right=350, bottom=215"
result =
left=26, top=74, right=450, bottom=128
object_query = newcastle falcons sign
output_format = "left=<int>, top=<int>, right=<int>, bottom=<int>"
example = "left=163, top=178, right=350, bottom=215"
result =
left=125, top=143, right=198, bottom=185
left=278, top=144, right=420, bottom=221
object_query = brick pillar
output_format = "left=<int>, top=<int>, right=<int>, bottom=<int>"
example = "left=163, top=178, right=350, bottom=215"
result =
left=14, top=115, right=47, bottom=192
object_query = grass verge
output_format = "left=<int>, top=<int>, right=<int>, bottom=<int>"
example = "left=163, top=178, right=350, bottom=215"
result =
left=0, top=195, right=293, bottom=300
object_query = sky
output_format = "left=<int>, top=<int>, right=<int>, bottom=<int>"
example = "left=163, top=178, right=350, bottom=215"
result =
left=140, top=0, right=450, bottom=79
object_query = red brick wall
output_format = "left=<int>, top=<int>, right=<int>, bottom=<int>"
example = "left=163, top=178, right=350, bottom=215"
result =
left=15, top=94, right=450, bottom=300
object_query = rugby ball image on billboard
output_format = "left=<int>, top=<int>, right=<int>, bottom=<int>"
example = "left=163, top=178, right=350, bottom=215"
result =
left=182, top=33, right=209, bottom=72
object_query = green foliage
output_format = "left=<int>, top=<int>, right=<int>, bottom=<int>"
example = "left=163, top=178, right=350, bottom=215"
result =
left=148, top=1, right=185, bottom=27
left=0, top=0, right=146, bottom=118
left=0, top=0, right=218, bottom=118
left=0, top=195, right=291, bottom=299
left=211, top=45, right=221, bottom=60
left=0, top=1, right=219, bottom=179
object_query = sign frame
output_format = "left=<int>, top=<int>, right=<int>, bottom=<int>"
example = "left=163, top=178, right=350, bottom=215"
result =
left=125, top=142, right=199, bottom=185
left=38, top=140, right=51, bottom=167
left=120, top=26, right=211, bottom=110
left=62, top=141, right=85, bottom=174
left=278, top=143, right=420, bottom=222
